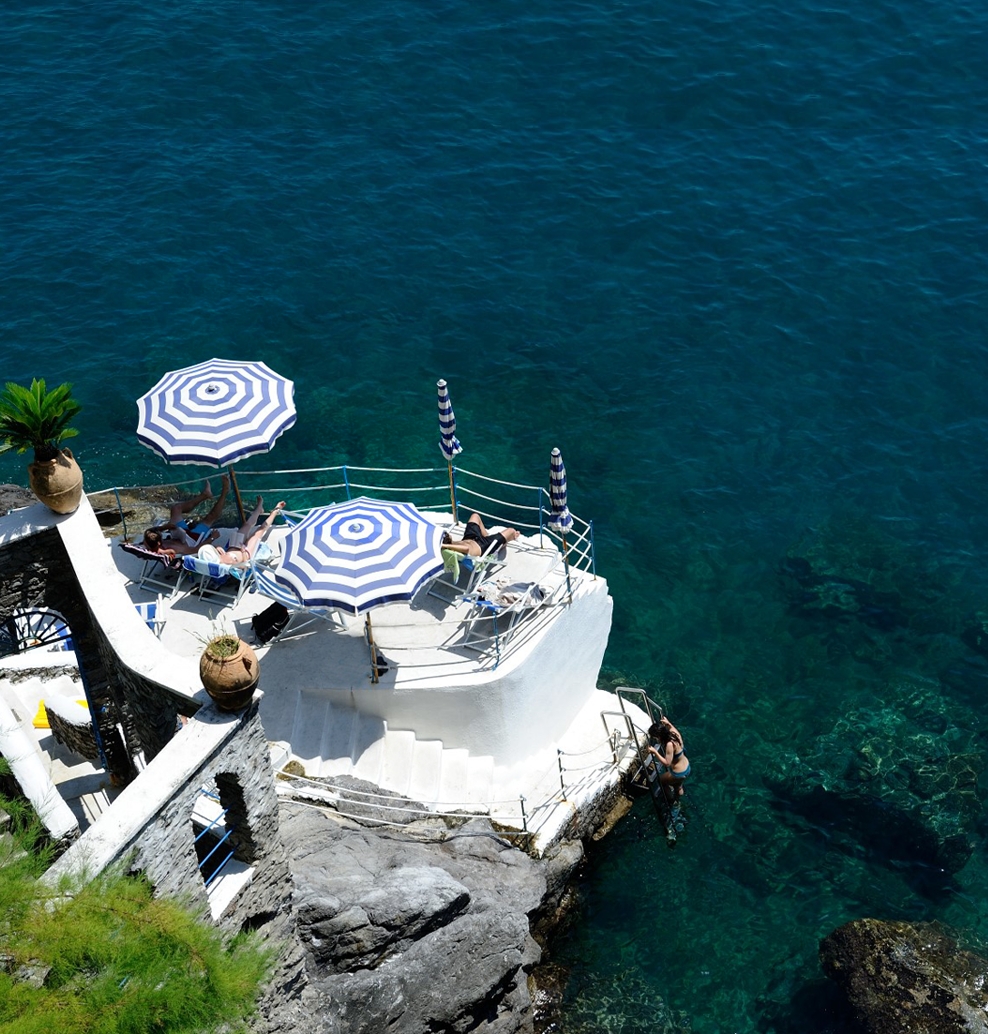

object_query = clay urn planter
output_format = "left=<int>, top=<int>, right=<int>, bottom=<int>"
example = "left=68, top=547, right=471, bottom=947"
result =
left=28, top=447, right=84, bottom=514
left=199, top=635, right=259, bottom=712
left=0, top=378, right=84, bottom=515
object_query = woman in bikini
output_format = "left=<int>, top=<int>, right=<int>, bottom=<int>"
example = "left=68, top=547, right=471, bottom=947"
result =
left=647, top=716, right=690, bottom=804
left=202, top=498, right=286, bottom=566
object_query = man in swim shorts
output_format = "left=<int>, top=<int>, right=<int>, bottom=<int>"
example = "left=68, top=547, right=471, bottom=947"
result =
left=442, top=512, right=520, bottom=557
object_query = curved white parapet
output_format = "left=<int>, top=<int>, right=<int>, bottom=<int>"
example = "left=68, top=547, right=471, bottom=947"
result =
left=0, top=694, right=78, bottom=842
left=53, top=496, right=203, bottom=700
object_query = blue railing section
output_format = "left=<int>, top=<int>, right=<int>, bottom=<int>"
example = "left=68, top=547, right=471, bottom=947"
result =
left=194, top=788, right=237, bottom=889
left=90, top=463, right=596, bottom=576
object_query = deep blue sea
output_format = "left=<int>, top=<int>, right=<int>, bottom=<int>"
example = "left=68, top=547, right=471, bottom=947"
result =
left=4, top=2, right=988, bottom=1031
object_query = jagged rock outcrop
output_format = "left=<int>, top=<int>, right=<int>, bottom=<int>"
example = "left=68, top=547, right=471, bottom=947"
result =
left=262, top=805, right=583, bottom=1034
left=820, top=918, right=988, bottom=1034
left=0, top=485, right=33, bottom=516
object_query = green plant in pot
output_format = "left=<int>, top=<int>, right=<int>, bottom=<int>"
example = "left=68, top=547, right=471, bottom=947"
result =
left=0, top=378, right=83, bottom=514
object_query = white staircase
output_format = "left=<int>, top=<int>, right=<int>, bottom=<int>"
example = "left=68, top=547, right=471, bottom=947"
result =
left=268, top=692, right=495, bottom=807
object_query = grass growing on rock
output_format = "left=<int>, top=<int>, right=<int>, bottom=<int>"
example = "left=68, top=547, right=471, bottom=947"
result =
left=0, top=789, right=272, bottom=1034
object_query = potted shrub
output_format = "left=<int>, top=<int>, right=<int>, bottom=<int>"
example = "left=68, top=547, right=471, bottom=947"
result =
left=199, top=633, right=259, bottom=712
left=0, top=378, right=83, bottom=514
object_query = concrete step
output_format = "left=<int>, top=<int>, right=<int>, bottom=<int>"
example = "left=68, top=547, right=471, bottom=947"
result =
left=351, top=713, right=387, bottom=786
left=437, top=748, right=470, bottom=804
left=407, top=739, right=444, bottom=803
left=260, top=687, right=300, bottom=745
left=465, top=754, right=496, bottom=804
left=380, top=730, right=415, bottom=796
left=290, top=694, right=332, bottom=776
left=318, top=703, right=356, bottom=778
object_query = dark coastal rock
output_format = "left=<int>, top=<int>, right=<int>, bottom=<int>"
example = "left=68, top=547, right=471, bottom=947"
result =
left=0, top=484, right=34, bottom=516
left=276, top=804, right=580, bottom=1034
left=820, top=918, right=988, bottom=1033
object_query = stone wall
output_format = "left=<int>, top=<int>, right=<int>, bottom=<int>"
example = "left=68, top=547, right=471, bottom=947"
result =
left=2, top=503, right=292, bottom=934
left=44, top=700, right=291, bottom=933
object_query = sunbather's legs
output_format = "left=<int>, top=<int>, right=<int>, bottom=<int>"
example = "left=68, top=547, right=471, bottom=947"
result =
left=465, top=512, right=520, bottom=543
left=198, top=475, right=230, bottom=526
left=243, top=501, right=286, bottom=554
left=167, top=480, right=213, bottom=522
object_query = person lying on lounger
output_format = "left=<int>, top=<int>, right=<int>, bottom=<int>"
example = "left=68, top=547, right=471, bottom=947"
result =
left=198, top=498, right=286, bottom=566
left=441, top=512, right=520, bottom=557
left=141, top=476, right=230, bottom=556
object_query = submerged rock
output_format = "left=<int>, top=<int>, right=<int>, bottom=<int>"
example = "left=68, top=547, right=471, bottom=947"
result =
left=820, top=918, right=988, bottom=1034
left=763, top=692, right=984, bottom=878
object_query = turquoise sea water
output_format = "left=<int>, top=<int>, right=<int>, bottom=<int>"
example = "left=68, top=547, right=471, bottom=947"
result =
left=4, top=2, right=988, bottom=1030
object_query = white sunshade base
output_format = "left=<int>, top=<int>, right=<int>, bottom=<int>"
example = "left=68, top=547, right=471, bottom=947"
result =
left=136, top=358, right=296, bottom=466
left=275, top=497, right=444, bottom=614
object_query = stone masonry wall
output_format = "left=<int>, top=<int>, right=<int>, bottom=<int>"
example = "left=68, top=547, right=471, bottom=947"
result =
left=3, top=507, right=292, bottom=934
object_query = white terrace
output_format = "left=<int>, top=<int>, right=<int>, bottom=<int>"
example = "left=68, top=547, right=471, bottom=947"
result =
left=3, top=466, right=652, bottom=855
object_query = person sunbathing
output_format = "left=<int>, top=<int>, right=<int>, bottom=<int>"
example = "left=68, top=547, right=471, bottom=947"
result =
left=199, top=498, right=286, bottom=566
left=141, top=476, right=230, bottom=555
left=441, top=512, right=520, bottom=557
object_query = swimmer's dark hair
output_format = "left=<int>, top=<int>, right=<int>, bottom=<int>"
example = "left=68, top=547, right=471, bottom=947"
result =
left=143, top=528, right=163, bottom=552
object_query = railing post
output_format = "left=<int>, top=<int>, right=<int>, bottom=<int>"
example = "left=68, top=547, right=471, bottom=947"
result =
left=557, top=749, right=566, bottom=796
left=343, top=465, right=351, bottom=500
left=519, top=794, right=528, bottom=833
left=113, top=487, right=128, bottom=541
left=538, top=487, right=545, bottom=546
left=589, top=518, right=596, bottom=579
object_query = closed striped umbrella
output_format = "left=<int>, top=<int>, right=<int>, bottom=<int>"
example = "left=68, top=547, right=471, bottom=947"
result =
left=437, top=379, right=462, bottom=461
left=549, top=447, right=573, bottom=602
left=548, top=447, right=573, bottom=533
left=437, top=378, right=462, bottom=517
left=136, top=358, right=296, bottom=467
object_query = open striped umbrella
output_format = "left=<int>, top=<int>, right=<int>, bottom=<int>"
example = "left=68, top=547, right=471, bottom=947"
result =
left=276, top=497, right=444, bottom=681
left=136, top=358, right=296, bottom=519
left=437, top=378, right=462, bottom=517
left=137, top=358, right=295, bottom=466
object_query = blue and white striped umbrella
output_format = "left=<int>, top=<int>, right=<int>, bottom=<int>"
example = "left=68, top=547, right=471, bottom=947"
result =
left=275, top=497, right=444, bottom=614
left=437, top=378, right=462, bottom=461
left=549, top=447, right=573, bottom=533
left=136, top=358, right=296, bottom=466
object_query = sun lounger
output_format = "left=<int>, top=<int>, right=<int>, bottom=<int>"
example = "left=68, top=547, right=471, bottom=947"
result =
left=118, top=541, right=186, bottom=595
left=460, top=579, right=548, bottom=668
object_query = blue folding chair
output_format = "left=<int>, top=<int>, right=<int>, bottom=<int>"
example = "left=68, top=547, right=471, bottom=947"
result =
left=248, top=564, right=341, bottom=643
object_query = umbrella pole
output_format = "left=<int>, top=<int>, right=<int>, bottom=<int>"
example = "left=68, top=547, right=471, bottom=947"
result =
left=228, top=467, right=246, bottom=525
left=561, top=531, right=573, bottom=604
left=366, top=613, right=380, bottom=684
left=447, top=461, right=457, bottom=521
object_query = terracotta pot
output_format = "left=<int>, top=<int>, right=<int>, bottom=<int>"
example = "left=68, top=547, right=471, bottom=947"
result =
left=28, top=447, right=83, bottom=514
left=199, top=637, right=259, bottom=712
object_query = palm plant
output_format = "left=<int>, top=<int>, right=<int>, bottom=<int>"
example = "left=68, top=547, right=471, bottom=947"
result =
left=0, top=379, right=81, bottom=462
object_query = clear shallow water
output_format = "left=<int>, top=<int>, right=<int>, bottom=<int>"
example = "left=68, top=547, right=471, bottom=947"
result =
left=3, top=2, right=988, bottom=1031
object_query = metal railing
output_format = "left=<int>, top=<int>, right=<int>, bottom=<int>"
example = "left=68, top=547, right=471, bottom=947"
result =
left=193, top=787, right=238, bottom=889
left=87, top=462, right=596, bottom=577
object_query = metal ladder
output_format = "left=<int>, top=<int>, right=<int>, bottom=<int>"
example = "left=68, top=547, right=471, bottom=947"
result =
left=601, top=686, right=684, bottom=843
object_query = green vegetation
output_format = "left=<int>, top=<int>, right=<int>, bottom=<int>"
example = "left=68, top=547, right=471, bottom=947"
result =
left=0, top=379, right=81, bottom=462
left=0, top=791, right=272, bottom=1034
left=205, top=634, right=242, bottom=660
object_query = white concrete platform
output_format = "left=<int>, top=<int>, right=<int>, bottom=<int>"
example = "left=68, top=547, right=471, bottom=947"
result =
left=4, top=497, right=648, bottom=855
